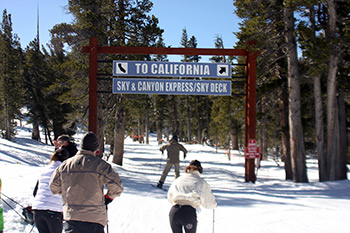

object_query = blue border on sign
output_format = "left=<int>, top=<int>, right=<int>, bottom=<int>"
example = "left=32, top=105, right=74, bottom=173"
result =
left=113, top=60, right=231, bottom=78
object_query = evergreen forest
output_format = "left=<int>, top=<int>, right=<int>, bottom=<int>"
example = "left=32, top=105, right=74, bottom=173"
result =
left=0, top=0, right=349, bottom=183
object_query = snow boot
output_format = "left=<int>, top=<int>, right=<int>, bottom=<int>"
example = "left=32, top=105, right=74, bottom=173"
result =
left=157, top=181, right=163, bottom=189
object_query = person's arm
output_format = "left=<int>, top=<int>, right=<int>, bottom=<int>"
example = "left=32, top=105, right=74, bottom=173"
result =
left=103, top=164, right=124, bottom=200
left=33, top=180, right=39, bottom=197
left=49, top=167, right=62, bottom=195
left=199, top=180, right=217, bottom=209
left=53, top=140, right=61, bottom=149
left=180, top=145, right=188, bottom=158
left=167, top=182, right=175, bottom=204
left=160, top=144, right=167, bottom=154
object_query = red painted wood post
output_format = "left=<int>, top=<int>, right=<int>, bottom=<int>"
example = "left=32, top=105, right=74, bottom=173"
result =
left=245, top=51, right=257, bottom=183
left=88, top=37, right=98, bottom=134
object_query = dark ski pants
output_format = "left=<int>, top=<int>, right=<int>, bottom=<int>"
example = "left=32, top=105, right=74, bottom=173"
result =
left=64, top=220, right=104, bottom=233
left=169, top=205, right=197, bottom=233
left=33, top=209, right=63, bottom=233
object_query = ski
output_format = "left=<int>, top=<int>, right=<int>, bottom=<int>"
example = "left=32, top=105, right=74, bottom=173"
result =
left=151, top=184, right=168, bottom=192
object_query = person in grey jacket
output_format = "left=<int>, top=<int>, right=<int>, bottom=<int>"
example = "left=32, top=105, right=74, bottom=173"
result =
left=167, top=160, right=217, bottom=233
left=50, top=132, right=123, bottom=233
left=157, top=135, right=187, bottom=189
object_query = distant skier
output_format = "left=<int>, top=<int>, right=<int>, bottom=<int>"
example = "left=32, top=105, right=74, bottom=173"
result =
left=167, top=160, right=217, bottom=233
left=32, top=148, right=70, bottom=233
left=50, top=132, right=123, bottom=233
left=157, top=135, right=187, bottom=189
left=53, top=134, right=78, bottom=158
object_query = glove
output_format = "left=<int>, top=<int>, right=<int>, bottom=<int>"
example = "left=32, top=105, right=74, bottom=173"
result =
left=184, top=153, right=187, bottom=159
left=104, top=195, right=113, bottom=206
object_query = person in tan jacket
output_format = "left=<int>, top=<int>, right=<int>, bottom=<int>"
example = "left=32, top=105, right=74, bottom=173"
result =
left=167, top=160, right=217, bottom=233
left=50, top=132, right=123, bottom=233
left=157, top=135, right=187, bottom=189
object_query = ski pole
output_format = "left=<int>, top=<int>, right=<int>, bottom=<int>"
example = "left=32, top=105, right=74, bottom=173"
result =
left=1, top=198, right=27, bottom=222
left=28, top=223, right=36, bottom=233
left=212, top=209, right=215, bottom=233
left=106, top=204, right=109, bottom=233
left=1, top=192, right=25, bottom=208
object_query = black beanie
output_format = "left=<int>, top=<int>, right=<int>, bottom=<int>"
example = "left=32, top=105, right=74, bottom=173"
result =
left=81, top=132, right=99, bottom=152
left=190, top=160, right=203, bottom=173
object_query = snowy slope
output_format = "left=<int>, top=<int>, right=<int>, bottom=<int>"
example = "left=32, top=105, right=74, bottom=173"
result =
left=0, top=123, right=349, bottom=233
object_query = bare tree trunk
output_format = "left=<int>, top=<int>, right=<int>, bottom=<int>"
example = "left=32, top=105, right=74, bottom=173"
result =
left=279, top=80, right=292, bottom=180
left=97, top=96, right=104, bottom=158
left=231, top=120, right=239, bottom=150
left=261, top=97, right=268, bottom=160
left=186, top=96, right=191, bottom=142
left=314, top=75, right=327, bottom=181
left=156, top=120, right=162, bottom=144
left=284, top=6, right=308, bottom=183
left=137, top=119, right=141, bottom=143
left=112, top=97, right=125, bottom=166
left=308, top=4, right=326, bottom=181
left=4, top=100, right=11, bottom=140
left=205, top=98, right=210, bottom=139
left=337, top=89, right=347, bottom=180
left=32, top=115, right=40, bottom=141
left=326, top=0, right=339, bottom=181
left=145, top=97, right=149, bottom=144
left=172, top=96, right=179, bottom=135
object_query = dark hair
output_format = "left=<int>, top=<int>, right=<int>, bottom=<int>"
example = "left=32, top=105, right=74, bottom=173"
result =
left=57, top=135, right=70, bottom=142
left=185, top=160, right=203, bottom=174
left=50, top=148, right=70, bottom=162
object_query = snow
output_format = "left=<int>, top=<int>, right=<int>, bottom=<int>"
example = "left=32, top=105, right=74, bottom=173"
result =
left=0, top=123, right=349, bottom=233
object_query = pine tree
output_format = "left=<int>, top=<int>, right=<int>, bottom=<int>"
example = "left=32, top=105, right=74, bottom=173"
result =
left=23, top=38, right=51, bottom=141
left=0, top=10, right=24, bottom=140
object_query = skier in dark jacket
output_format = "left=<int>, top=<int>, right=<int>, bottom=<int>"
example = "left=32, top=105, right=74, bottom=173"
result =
left=50, top=132, right=123, bottom=233
left=157, top=135, right=187, bottom=189
left=53, top=134, right=78, bottom=158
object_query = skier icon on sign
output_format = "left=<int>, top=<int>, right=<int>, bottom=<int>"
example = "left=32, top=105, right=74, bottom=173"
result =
left=217, top=64, right=229, bottom=76
left=115, top=62, right=128, bottom=75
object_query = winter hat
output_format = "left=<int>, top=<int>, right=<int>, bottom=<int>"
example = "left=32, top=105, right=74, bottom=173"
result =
left=172, top=135, right=178, bottom=141
left=81, top=132, right=99, bottom=152
left=190, top=160, right=203, bottom=173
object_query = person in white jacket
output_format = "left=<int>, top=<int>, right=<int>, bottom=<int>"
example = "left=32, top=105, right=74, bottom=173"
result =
left=32, top=148, right=70, bottom=233
left=167, top=160, right=217, bottom=233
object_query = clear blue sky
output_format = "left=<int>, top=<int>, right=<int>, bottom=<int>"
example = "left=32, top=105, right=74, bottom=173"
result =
left=1, top=0, right=240, bottom=61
